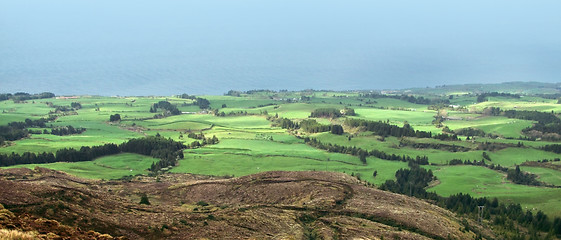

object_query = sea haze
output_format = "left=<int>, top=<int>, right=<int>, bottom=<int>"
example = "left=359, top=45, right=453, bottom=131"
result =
left=1, top=0, right=560, bottom=96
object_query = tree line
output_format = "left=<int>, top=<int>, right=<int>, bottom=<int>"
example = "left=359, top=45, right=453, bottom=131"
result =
left=48, top=125, right=86, bottom=136
left=344, top=118, right=436, bottom=139
left=0, top=92, right=55, bottom=102
left=379, top=165, right=561, bottom=238
left=44, top=102, right=80, bottom=113
left=0, top=136, right=187, bottom=173
left=399, top=139, right=470, bottom=152
left=150, top=101, right=181, bottom=116
left=304, top=137, right=428, bottom=165
left=310, top=108, right=342, bottom=118
left=443, top=156, right=549, bottom=188
left=542, top=144, right=561, bottom=154
left=0, top=118, right=49, bottom=144
left=213, top=110, right=259, bottom=117
left=360, top=93, right=450, bottom=105
left=483, top=107, right=560, bottom=124
left=503, top=109, right=560, bottom=124
left=476, top=92, right=521, bottom=103
left=274, top=117, right=344, bottom=135
left=179, top=94, right=211, bottom=109
left=507, top=165, right=543, bottom=186
left=480, top=107, right=561, bottom=140
left=0, top=117, right=88, bottom=146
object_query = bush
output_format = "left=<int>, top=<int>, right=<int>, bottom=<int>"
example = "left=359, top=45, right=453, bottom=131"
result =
left=139, top=193, right=151, bottom=205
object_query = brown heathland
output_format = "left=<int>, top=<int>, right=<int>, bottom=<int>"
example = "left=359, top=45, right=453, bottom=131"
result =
left=0, top=167, right=493, bottom=239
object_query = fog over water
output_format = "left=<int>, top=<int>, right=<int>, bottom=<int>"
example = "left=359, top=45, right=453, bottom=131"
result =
left=1, top=0, right=560, bottom=96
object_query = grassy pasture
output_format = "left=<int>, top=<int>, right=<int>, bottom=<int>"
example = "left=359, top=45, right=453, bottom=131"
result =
left=0, top=101, right=53, bottom=125
left=474, top=99, right=561, bottom=112
left=3, top=92, right=561, bottom=218
left=427, top=165, right=561, bottom=217
left=444, top=116, right=533, bottom=138
left=203, top=95, right=277, bottom=109
left=171, top=149, right=407, bottom=184
left=352, top=108, right=436, bottom=125
left=5, top=153, right=156, bottom=179
left=314, top=132, right=559, bottom=167
left=521, top=166, right=561, bottom=186
left=0, top=121, right=142, bottom=154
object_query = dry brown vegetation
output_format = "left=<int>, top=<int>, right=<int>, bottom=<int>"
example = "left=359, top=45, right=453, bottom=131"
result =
left=0, top=167, right=494, bottom=239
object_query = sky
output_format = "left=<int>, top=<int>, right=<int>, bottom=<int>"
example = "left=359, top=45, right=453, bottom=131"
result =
left=1, top=0, right=560, bottom=95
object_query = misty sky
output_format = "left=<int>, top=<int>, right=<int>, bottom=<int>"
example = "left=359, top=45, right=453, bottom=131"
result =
left=1, top=0, right=560, bottom=95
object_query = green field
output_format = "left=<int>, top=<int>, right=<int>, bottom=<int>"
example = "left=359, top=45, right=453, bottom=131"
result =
left=6, top=153, right=157, bottom=179
left=444, top=116, right=534, bottom=138
left=521, top=166, right=561, bottom=186
left=427, top=165, right=561, bottom=217
left=2, top=89, right=561, bottom=218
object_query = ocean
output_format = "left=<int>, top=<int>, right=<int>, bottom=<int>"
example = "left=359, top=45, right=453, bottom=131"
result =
left=1, top=0, right=560, bottom=96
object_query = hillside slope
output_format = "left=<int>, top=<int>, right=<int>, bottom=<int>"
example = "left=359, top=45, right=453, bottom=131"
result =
left=0, top=168, right=494, bottom=239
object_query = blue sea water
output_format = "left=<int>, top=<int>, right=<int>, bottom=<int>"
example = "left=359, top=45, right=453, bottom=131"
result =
left=1, top=0, right=560, bottom=96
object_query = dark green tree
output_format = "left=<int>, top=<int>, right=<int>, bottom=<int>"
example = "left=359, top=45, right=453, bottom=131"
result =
left=139, top=193, right=151, bottom=205
left=109, top=114, right=121, bottom=122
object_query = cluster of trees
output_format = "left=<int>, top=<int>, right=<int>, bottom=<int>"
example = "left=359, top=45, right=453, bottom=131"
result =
left=500, top=109, right=561, bottom=140
left=52, top=105, right=73, bottom=112
left=399, top=140, right=470, bottom=152
left=452, top=127, right=486, bottom=137
left=476, top=141, right=520, bottom=151
left=180, top=94, right=211, bottom=109
left=360, top=93, right=450, bottom=105
left=109, top=114, right=121, bottom=122
left=380, top=164, right=436, bottom=198
left=380, top=165, right=561, bottom=238
left=178, top=93, right=197, bottom=99
left=445, top=157, right=549, bottom=187
left=245, top=89, right=277, bottom=94
left=482, top=107, right=561, bottom=137
left=0, top=92, right=55, bottom=102
left=476, top=92, right=520, bottom=103
left=331, top=125, right=344, bottom=135
left=274, top=117, right=343, bottom=134
left=50, top=126, right=86, bottom=136
left=0, top=118, right=88, bottom=145
left=0, top=136, right=188, bottom=172
left=304, top=137, right=428, bottom=165
left=299, top=119, right=331, bottom=133
left=121, top=136, right=186, bottom=172
left=507, top=166, right=542, bottom=186
left=446, top=193, right=559, bottom=238
left=432, top=133, right=460, bottom=141
left=310, top=108, right=342, bottom=118
left=187, top=132, right=206, bottom=140
left=194, top=98, right=210, bottom=109
left=225, top=89, right=280, bottom=96
left=542, top=144, right=561, bottom=154
left=503, top=110, right=560, bottom=124
left=0, top=118, right=49, bottom=144
left=524, top=124, right=561, bottom=141
left=224, top=90, right=243, bottom=97
left=309, top=107, right=355, bottom=118
left=0, top=143, right=120, bottom=166
left=213, top=110, right=258, bottom=117
left=186, top=135, right=219, bottom=149
left=277, top=118, right=298, bottom=129
left=44, top=102, right=79, bottom=112
left=448, top=159, right=489, bottom=166
left=185, top=132, right=219, bottom=146
left=344, top=118, right=433, bottom=138
left=70, top=102, right=82, bottom=109
left=150, top=101, right=181, bottom=116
